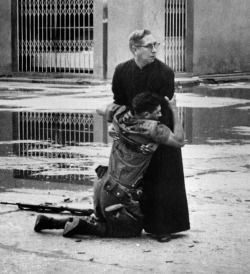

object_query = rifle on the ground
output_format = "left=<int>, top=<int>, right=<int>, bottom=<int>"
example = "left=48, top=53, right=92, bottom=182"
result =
left=0, top=202, right=94, bottom=216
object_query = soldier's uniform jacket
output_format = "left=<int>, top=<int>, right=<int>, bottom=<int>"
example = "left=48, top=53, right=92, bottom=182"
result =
left=109, top=105, right=171, bottom=190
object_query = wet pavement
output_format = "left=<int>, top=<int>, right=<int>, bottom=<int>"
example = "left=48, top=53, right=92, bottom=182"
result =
left=0, top=79, right=249, bottom=273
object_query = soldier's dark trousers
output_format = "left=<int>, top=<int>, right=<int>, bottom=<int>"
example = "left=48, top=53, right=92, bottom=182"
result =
left=92, top=174, right=143, bottom=238
left=34, top=175, right=143, bottom=238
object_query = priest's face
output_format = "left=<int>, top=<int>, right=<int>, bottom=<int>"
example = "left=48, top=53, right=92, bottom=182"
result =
left=134, top=34, right=159, bottom=67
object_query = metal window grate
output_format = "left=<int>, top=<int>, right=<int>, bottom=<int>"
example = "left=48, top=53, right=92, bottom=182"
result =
left=17, top=0, right=94, bottom=74
left=165, top=0, right=187, bottom=72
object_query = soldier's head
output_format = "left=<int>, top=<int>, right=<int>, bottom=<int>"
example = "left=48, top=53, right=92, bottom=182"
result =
left=132, top=92, right=162, bottom=120
left=129, top=29, right=160, bottom=68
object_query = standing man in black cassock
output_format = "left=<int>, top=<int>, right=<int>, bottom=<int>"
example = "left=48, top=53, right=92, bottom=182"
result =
left=112, top=29, right=190, bottom=242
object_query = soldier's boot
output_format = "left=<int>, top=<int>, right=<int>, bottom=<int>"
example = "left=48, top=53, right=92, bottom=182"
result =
left=63, top=217, right=107, bottom=238
left=34, top=215, right=72, bottom=232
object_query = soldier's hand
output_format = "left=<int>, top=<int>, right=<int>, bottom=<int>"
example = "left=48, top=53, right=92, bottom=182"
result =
left=165, top=94, right=177, bottom=110
left=108, top=124, right=119, bottom=140
left=140, top=143, right=158, bottom=154
left=165, top=95, right=178, bottom=118
left=95, top=165, right=108, bottom=179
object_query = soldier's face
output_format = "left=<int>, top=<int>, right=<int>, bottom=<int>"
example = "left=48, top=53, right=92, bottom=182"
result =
left=146, top=105, right=162, bottom=120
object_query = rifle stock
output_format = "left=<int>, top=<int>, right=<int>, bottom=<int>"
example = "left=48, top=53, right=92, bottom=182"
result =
left=0, top=202, right=94, bottom=216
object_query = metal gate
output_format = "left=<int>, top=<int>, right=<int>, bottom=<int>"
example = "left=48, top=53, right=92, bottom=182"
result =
left=165, top=0, right=187, bottom=72
left=17, top=0, right=94, bottom=74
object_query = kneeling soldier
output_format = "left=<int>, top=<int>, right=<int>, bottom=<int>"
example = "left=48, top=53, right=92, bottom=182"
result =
left=34, top=92, right=185, bottom=238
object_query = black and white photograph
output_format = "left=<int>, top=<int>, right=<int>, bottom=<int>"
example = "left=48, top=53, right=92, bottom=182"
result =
left=0, top=1, right=249, bottom=273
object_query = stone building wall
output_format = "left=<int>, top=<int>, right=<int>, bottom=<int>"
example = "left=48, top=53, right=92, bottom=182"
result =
left=0, top=0, right=12, bottom=74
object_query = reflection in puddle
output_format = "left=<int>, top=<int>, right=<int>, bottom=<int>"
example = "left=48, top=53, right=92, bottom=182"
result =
left=16, top=111, right=95, bottom=149
left=0, top=111, right=109, bottom=184
left=179, top=84, right=250, bottom=144
left=0, top=84, right=249, bottom=185
left=181, top=104, right=250, bottom=144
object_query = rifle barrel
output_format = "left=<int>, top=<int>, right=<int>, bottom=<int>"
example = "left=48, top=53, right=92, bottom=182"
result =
left=0, top=202, right=17, bottom=205
left=0, top=202, right=94, bottom=216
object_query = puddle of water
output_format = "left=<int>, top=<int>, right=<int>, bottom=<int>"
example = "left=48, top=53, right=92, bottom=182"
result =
left=180, top=84, right=250, bottom=144
left=0, top=110, right=110, bottom=186
left=0, top=83, right=249, bottom=187
left=182, top=103, right=250, bottom=144
left=0, top=169, right=92, bottom=193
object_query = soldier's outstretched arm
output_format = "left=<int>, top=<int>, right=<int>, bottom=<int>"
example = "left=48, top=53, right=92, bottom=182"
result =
left=167, top=128, right=185, bottom=147
left=170, top=96, right=185, bottom=147
left=155, top=125, right=184, bottom=148
left=96, top=103, right=121, bottom=140
left=155, top=96, right=185, bottom=148
left=166, top=96, right=185, bottom=147
left=96, top=103, right=121, bottom=122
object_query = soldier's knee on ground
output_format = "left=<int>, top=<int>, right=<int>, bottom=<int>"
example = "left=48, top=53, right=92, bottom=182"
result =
left=105, top=205, right=143, bottom=229
left=123, top=202, right=144, bottom=219
left=105, top=207, right=143, bottom=238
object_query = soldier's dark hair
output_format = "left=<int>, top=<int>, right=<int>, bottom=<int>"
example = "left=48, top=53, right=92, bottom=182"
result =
left=132, top=92, right=161, bottom=115
left=129, top=29, right=151, bottom=52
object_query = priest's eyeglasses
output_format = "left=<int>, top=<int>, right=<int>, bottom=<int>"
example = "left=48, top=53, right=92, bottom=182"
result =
left=136, top=42, right=160, bottom=51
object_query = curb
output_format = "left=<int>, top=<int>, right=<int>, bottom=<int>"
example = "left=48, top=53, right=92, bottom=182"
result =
left=0, top=73, right=250, bottom=87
